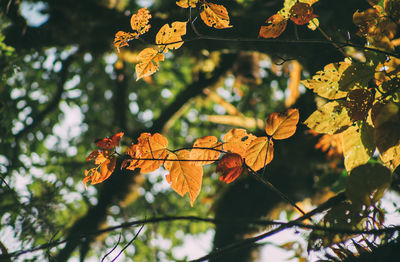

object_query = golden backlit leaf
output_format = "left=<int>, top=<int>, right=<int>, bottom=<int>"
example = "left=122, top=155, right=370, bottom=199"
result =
left=130, top=7, right=151, bottom=34
left=135, top=48, right=164, bottom=81
left=342, top=123, right=375, bottom=172
left=189, top=136, right=222, bottom=166
left=216, top=153, right=244, bottom=183
left=245, top=137, right=274, bottom=171
left=222, top=128, right=257, bottom=157
left=265, top=108, right=299, bottom=140
left=302, top=62, right=350, bottom=99
left=83, top=157, right=117, bottom=188
left=289, top=2, right=318, bottom=25
left=165, top=150, right=203, bottom=206
left=136, top=132, right=169, bottom=173
left=156, top=21, right=187, bottom=52
left=176, top=0, right=198, bottom=8
left=200, top=2, right=232, bottom=29
left=304, top=101, right=352, bottom=134
left=258, top=14, right=287, bottom=39
left=114, top=31, right=138, bottom=52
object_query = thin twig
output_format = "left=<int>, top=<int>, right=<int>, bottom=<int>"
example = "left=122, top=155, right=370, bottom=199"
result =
left=111, top=224, right=144, bottom=262
left=101, top=232, right=122, bottom=262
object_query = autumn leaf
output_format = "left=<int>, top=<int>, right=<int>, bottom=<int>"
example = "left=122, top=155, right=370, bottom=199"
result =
left=345, top=88, right=374, bottom=121
left=245, top=137, right=274, bottom=171
left=83, top=156, right=117, bottom=189
left=314, top=133, right=343, bottom=158
left=86, top=149, right=100, bottom=162
left=165, top=150, right=203, bottom=206
left=304, top=101, right=352, bottom=134
left=289, top=2, right=318, bottom=25
left=339, top=62, right=376, bottom=92
left=222, top=128, right=257, bottom=157
left=258, top=14, right=287, bottom=39
left=114, top=31, right=138, bottom=52
left=200, top=2, right=232, bottom=29
left=135, top=132, right=170, bottom=173
left=130, top=7, right=152, bottom=34
left=216, top=153, right=244, bottom=183
left=176, top=0, right=198, bottom=8
left=156, top=21, right=187, bottom=52
left=189, top=136, right=222, bottom=166
left=95, top=132, right=124, bottom=149
left=301, top=62, right=350, bottom=99
left=135, top=48, right=165, bottom=81
left=265, top=108, right=299, bottom=140
left=342, top=123, right=375, bottom=172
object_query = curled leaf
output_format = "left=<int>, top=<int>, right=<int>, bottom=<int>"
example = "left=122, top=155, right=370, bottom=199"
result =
left=289, top=2, right=318, bottom=25
left=200, top=2, right=232, bottom=29
left=190, top=136, right=222, bottom=166
left=156, top=21, right=187, bottom=52
left=165, top=150, right=203, bottom=206
left=95, top=132, right=124, bottom=149
left=135, top=48, right=165, bottom=81
left=265, top=108, right=299, bottom=140
left=217, top=153, right=244, bottom=183
left=258, top=14, right=287, bottom=39
left=245, top=137, right=274, bottom=171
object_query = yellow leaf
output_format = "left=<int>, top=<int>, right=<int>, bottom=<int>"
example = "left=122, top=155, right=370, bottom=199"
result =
left=258, top=14, right=287, bottom=39
left=304, top=101, right=352, bottom=134
left=176, top=0, right=198, bottom=8
left=156, top=21, right=187, bottom=52
left=130, top=7, right=152, bottom=34
left=339, top=62, right=376, bottom=92
left=135, top=48, right=164, bottom=81
left=342, top=123, right=375, bottom=172
left=223, top=128, right=257, bottom=158
left=265, top=108, right=299, bottom=140
left=189, top=136, right=222, bottom=166
left=136, top=133, right=169, bottom=173
left=200, top=2, right=232, bottom=29
left=245, top=137, right=274, bottom=171
left=302, top=62, right=350, bottom=99
left=165, top=150, right=203, bottom=206
left=114, top=31, right=138, bottom=52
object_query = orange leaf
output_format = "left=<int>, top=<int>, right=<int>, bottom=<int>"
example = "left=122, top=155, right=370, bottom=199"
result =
left=113, top=31, right=138, bottom=52
left=200, top=2, right=232, bottom=29
left=265, top=108, right=299, bottom=140
left=165, top=150, right=203, bottom=206
left=95, top=132, right=124, bottom=149
left=190, top=136, right=222, bottom=166
left=135, top=48, right=165, bottom=81
left=176, top=0, right=198, bottom=8
left=245, top=137, right=274, bottom=171
left=289, top=2, right=318, bottom=25
left=130, top=7, right=152, bottom=34
left=136, top=133, right=169, bottom=173
left=258, top=14, right=287, bottom=39
left=156, top=21, right=187, bottom=52
left=222, top=128, right=257, bottom=157
left=86, top=149, right=100, bottom=162
left=216, top=153, right=244, bottom=183
left=83, top=156, right=117, bottom=188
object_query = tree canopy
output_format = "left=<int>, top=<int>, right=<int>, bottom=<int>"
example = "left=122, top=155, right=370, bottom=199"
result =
left=1, top=0, right=400, bottom=261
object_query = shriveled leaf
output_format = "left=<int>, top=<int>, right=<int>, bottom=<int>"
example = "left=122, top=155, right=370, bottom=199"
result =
left=216, top=153, right=244, bottom=183
left=245, top=137, right=274, bottom=171
left=265, top=108, right=299, bottom=140
left=304, top=101, right=352, bottom=134
left=301, top=62, right=350, bottom=99
left=345, top=88, right=374, bottom=121
left=83, top=157, right=117, bottom=188
left=222, top=128, right=257, bottom=157
left=114, top=31, right=138, bottom=52
left=307, top=17, right=319, bottom=30
left=130, top=7, right=151, bottom=34
left=156, top=21, right=187, bottom=52
left=190, top=136, right=222, bottom=166
left=136, top=132, right=169, bottom=173
left=258, top=14, right=287, bottom=39
left=339, top=62, right=376, bottom=92
left=135, top=48, right=164, bottom=81
left=346, top=163, right=391, bottom=205
left=95, top=131, right=124, bottom=149
left=289, top=2, right=318, bottom=25
left=200, top=2, right=232, bottom=29
left=176, top=0, right=198, bottom=8
left=342, top=123, right=375, bottom=172
left=165, top=150, right=203, bottom=206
